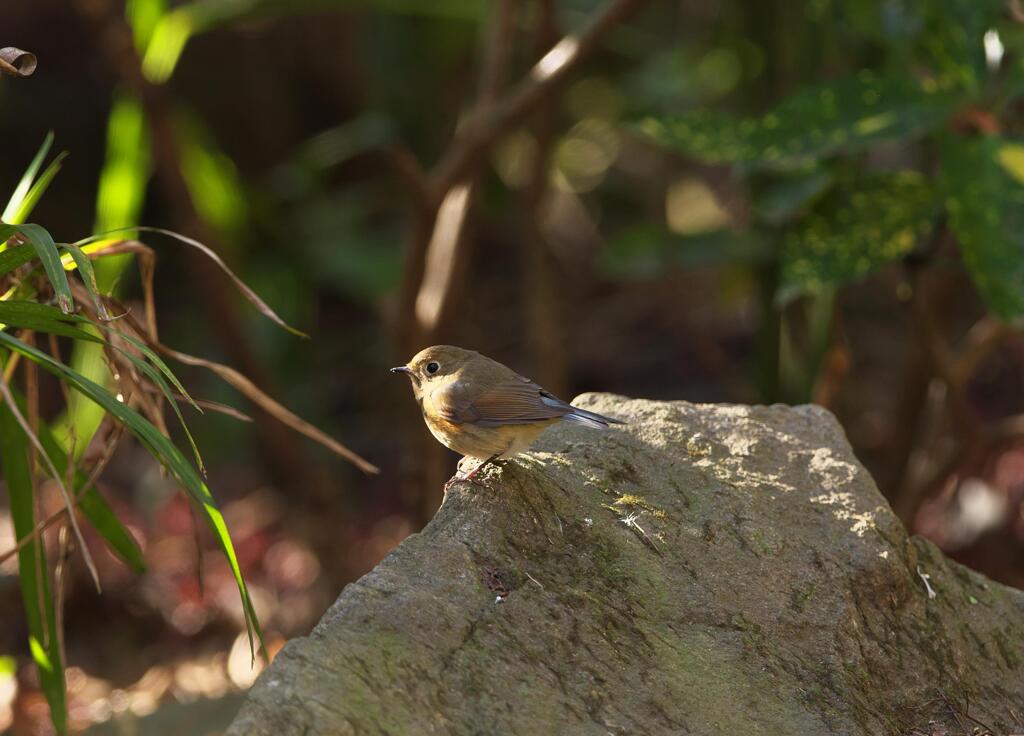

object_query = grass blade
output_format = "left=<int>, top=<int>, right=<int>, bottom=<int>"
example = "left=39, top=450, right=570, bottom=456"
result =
left=114, top=341, right=206, bottom=474
left=0, top=301, right=102, bottom=343
left=0, top=222, right=17, bottom=244
left=9, top=152, right=69, bottom=226
left=36, top=420, right=146, bottom=574
left=17, top=224, right=73, bottom=313
left=0, top=329, right=265, bottom=659
left=0, top=394, right=67, bottom=734
left=77, top=489, right=146, bottom=572
left=60, top=243, right=111, bottom=320
left=76, top=227, right=308, bottom=337
left=0, top=300, right=205, bottom=476
left=105, top=326, right=200, bottom=412
left=3, top=132, right=53, bottom=223
left=0, top=377, right=101, bottom=591
left=0, top=241, right=38, bottom=276
left=159, top=340, right=381, bottom=475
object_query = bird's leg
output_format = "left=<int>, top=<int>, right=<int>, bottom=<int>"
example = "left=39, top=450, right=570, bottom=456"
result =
left=464, top=453, right=501, bottom=480
left=446, top=453, right=502, bottom=489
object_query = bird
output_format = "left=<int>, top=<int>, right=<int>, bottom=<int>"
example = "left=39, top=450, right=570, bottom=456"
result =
left=392, top=345, right=622, bottom=484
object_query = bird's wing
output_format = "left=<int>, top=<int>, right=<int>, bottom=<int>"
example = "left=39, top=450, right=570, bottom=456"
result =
left=436, top=375, right=572, bottom=427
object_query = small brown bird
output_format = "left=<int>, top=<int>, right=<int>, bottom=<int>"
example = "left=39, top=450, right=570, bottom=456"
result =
left=392, top=345, right=622, bottom=481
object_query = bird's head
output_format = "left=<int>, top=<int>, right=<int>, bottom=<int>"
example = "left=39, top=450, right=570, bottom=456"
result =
left=391, top=345, right=477, bottom=397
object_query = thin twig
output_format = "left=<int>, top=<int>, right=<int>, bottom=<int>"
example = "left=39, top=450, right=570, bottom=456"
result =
left=0, top=425, right=126, bottom=568
left=54, top=526, right=71, bottom=670
left=411, top=0, right=519, bottom=340
left=431, top=0, right=647, bottom=195
left=381, top=145, right=435, bottom=216
left=520, top=0, right=569, bottom=396
left=73, top=0, right=335, bottom=493
left=107, top=305, right=380, bottom=474
left=0, top=376, right=101, bottom=591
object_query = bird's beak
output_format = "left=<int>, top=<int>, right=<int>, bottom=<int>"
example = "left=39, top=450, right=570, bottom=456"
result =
left=391, top=365, right=419, bottom=388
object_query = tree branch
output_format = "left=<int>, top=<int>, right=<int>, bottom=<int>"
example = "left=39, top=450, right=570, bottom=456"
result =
left=430, top=0, right=646, bottom=197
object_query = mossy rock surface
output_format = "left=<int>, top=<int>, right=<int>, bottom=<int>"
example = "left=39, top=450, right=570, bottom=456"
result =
left=228, top=396, right=1024, bottom=736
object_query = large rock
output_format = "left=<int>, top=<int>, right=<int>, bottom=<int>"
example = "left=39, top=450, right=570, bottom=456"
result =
left=228, top=396, right=1024, bottom=735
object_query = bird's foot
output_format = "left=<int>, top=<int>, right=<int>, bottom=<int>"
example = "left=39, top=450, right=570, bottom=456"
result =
left=444, top=472, right=488, bottom=491
left=449, top=455, right=501, bottom=488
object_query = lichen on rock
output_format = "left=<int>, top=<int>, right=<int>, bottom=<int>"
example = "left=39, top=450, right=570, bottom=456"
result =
left=228, top=396, right=1024, bottom=736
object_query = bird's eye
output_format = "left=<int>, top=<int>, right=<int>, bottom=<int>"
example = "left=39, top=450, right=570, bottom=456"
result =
left=426, top=361, right=440, bottom=375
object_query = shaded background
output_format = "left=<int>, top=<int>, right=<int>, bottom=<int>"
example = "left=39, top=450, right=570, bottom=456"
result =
left=2, top=0, right=1024, bottom=732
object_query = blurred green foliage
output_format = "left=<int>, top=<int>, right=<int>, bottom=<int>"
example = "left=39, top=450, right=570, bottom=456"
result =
left=6, top=0, right=1024, bottom=730
left=633, top=0, right=1024, bottom=330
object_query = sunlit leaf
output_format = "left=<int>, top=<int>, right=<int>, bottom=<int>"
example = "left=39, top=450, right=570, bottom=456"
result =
left=944, top=136, right=1024, bottom=320
left=779, top=172, right=938, bottom=301
left=7, top=153, right=68, bottom=227
left=70, top=94, right=153, bottom=465
left=142, top=0, right=484, bottom=83
left=0, top=330, right=265, bottom=659
left=0, top=397, right=67, bottom=734
left=60, top=243, right=111, bottom=320
left=3, top=132, right=53, bottom=223
left=0, top=299, right=204, bottom=468
left=94, top=94, right=151, bottom=288
left=638, top=72, right=955, bottom=169
left=178, top=117, right=248, bottom=239
left=126, top=0, right=168, bottom=52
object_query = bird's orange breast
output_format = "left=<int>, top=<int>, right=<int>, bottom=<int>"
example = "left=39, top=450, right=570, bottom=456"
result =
left=421, top=408, right=557, bottom=460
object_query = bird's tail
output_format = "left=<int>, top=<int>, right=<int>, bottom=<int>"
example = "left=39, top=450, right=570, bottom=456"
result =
left=564, top=406, right=624, bottom=429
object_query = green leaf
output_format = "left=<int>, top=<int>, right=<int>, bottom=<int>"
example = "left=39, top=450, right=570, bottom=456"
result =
left=0, top=329, right=264, bottom=659
left=0, top=396, right=67, bottom=734
left=35, top=418, right=146, bottom=574
left=127, top=0, right=168, bottom=52
left=70, top=92, right=153, bottom=468
left=917, top=0, right=1004, bottom=89
left=602, top=224, right=772, bottom=279
left=61, top=243, right=112, bottom=320
left=78, top=489, right=146, bottom=572
left=0, top=300, right=203, bottom=469
left=779, top=171, right=938, bottom=301
left=7, top=152, right=68, bottom=226
left=638, top=72, right=955, bottom=169
left=178, top=117, right=248, bottom=239
left=141, top=0, right=484, bottom=83
left=112, top=338, right=207, bottom=474
left=16, top=224, right=74, bottom=313
left=0, top=240, right=40, bottom=276
left=944, top=136, right=1024, bottom=320
left=105, top=326, right=200, bottom=413
left=94, top=94, right=151, bottom=288
left=3, top=132, right=53, bottom=223
left=751, top=168, right=834, bottom=226
left=0, top=301, right=102, bottom=342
